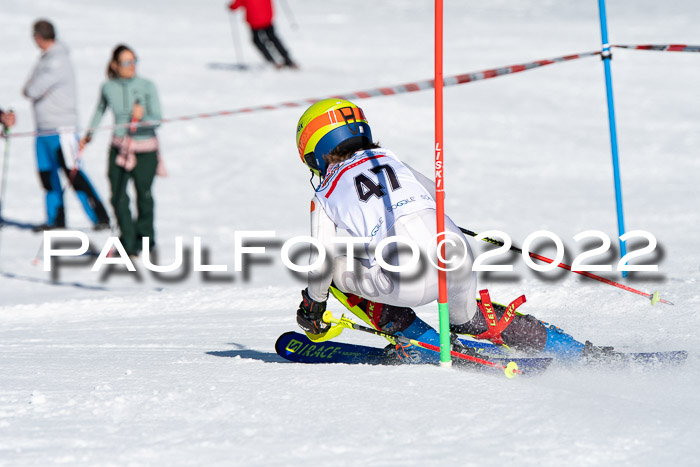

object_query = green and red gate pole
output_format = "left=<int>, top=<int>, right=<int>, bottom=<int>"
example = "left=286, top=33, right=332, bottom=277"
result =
left=434, top=0, right=451, bottom=366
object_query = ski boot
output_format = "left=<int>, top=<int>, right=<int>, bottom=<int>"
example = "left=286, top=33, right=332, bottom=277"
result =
left=540, top=322, right=585, bottom=361
left=449, top=289, right=621, bottom=363
left=341, top=294, right=441, bottom=364
left=449, top=333, right=491, bottom=369
left=381, top=308, right=441, bottom=364
left=542, top=323, right=627, bottom=364
left=383, top=340, right=425, bottom=365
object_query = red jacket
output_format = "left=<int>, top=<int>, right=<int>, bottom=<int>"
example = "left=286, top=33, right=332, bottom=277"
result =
left=229, top=0, right=274, bottom=30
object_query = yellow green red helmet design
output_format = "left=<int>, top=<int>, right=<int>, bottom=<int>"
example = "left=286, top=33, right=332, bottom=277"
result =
left=296, top=98, right=373, bottom=177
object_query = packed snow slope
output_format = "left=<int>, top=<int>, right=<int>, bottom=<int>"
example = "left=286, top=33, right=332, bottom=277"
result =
left=1, top=0, right=699, bottom=465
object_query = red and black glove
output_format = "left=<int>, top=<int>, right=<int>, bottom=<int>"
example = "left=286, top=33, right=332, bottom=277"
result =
left=296, top=288, right=330, bottom=335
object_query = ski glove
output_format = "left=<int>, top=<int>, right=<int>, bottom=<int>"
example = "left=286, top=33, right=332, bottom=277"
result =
left=297, top=288, right=330, bottom=335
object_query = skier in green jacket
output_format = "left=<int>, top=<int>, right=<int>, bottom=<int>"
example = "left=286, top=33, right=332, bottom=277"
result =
left=81, top=44, right=165, bottom=257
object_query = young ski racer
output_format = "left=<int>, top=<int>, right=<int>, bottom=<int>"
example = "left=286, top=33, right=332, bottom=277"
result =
left=293, top=98, right=619, bottom=363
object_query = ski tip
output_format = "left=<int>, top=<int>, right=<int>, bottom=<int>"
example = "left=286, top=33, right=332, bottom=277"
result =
left=504, top=361, right=519, bottom=378
left=305, top=323, right=344, bottom=343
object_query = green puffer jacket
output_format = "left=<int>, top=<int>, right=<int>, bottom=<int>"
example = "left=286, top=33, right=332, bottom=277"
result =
left=87, top=76, right=161, bottom=140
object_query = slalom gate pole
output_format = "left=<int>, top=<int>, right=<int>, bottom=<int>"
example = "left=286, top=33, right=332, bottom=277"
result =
left=459, top=227, right=673, bottom=306
left=322, top=312, right=519, bottom=377
left=228, top=12, right=246, bottom=68
left=434, top=0, right=451, bottom=366
left=597, top=0, right=628, bottom=278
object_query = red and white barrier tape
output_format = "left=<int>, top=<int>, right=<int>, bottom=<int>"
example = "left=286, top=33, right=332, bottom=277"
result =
left=613, top=44, right=700, bottom=53
left=7, top=43, right=698, bottom=140
left=8, top=47, right=663, bottom=140
left=8, top=49, right=602, bottom=139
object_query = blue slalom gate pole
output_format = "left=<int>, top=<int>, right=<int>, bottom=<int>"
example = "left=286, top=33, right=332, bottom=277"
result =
left=597, top=0, right=628, bottom=277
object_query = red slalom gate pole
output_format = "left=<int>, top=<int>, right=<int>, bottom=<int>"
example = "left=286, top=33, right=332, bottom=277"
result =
left=434, top=0, right=451, bottom=366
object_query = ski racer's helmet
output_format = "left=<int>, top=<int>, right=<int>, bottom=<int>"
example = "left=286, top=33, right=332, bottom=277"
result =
left=296, top=98, right=372, bottom=177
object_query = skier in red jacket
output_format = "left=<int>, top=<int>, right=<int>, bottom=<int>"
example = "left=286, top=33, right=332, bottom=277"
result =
left=228, top=0, right=298, bottom=69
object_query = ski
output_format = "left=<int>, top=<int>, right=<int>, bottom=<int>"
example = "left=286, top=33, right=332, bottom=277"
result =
left=206, top=63, right=267, bottom=72
left=588, top=350, right=688, bottom=366
left=0, top=217, right=41, bottom=230
left=275, top=331, right=553, bottom=375
left=457, top=336, right=688, bottom=367
left=276, top=331, right=687, bottom=373
left=276, top=331, right=387, bottom=365
left=327, top=287, right=687, bottom=367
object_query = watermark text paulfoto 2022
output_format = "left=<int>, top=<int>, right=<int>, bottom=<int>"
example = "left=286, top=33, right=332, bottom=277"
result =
left=42, top=229, right=659, bottom=275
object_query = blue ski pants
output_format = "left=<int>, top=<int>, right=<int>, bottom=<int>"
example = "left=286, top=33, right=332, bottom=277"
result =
left=35, top=132, right=110, bottom=227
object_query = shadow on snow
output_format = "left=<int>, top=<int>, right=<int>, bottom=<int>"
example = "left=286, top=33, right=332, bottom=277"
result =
left=207, top=342, right=287, bottom=363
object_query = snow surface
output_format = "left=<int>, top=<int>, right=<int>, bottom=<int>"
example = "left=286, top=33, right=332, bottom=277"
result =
left=1, top=0, right=699, bottom=465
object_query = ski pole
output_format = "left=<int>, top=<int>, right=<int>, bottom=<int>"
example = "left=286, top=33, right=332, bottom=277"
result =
left=0, top=124, right=11, bottom=270
left=228, top=11, right=246, bottom=68
left=322, top=311, right=520, bottom=378
left=278, top=0, right=298, bottom=30
left=0, top=124, right=11, bottom=221
left=459, top=227, right=673, bottom=306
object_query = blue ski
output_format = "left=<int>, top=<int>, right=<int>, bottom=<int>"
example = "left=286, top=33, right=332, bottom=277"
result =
left=275, top=332, right=553, bottom=375
left=457, top=336, right=688, bottom=366
left=275, top=332, right=687, bottom=373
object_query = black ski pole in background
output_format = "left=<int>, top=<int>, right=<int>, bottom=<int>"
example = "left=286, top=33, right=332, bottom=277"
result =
left=228, top=11, right=248, bottom=70
left=0, top=119, right=12, bottom=270
left=0, top=122, right=11, bottom=223
left=278, top=0, right=298, bottom=30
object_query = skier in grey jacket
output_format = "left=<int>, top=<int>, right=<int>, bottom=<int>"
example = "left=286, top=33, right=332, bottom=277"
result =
left=23, top=19, right=110, bottom=231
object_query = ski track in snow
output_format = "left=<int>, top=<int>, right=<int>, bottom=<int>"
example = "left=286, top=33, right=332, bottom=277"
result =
left=1, top=0, right=699, bottom=465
